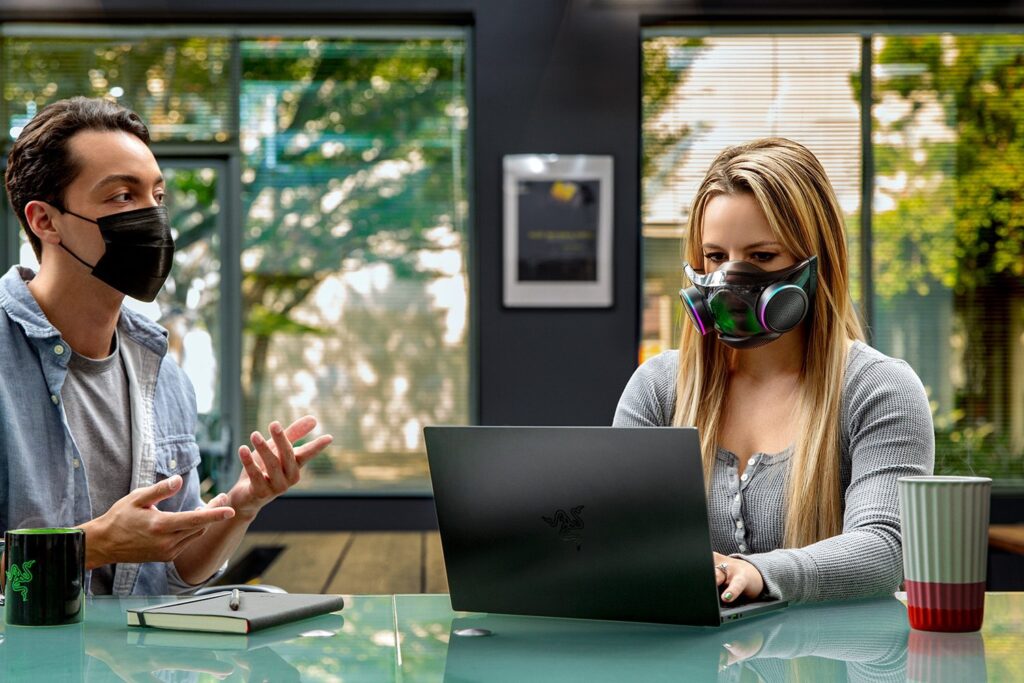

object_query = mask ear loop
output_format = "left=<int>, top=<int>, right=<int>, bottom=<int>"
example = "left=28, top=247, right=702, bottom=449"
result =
left=43, top=198, right=100, bottom=226
left=45, top=201, right=100, bottom=270
left=58, top=242, right=97, bottom=271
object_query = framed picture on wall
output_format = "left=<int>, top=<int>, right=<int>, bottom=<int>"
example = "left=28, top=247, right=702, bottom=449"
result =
left=502, top=154, right=614, bottom=307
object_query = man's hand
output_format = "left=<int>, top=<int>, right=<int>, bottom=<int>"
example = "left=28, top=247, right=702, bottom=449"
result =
left=226, top=415, right=333, bottom=520
left=171, top=416, right=332, bottom=586
left=713, top=551, right=765, bottom=604
left=79, top=475, right=235, bottom=570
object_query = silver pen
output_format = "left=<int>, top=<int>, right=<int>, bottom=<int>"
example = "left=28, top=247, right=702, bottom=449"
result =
left=229, top=588, right=241, bottom=611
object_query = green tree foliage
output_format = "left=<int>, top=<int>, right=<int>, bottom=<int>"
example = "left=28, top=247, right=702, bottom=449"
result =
left=238, top=38, right=468, bottom=454
left=873, top=35, right=1024, bottom=292
left=642, top=37, right=704, bottom=220
left=872, top=34, right=1024, bottom=476
left=2, top=37, right=233, bottom=141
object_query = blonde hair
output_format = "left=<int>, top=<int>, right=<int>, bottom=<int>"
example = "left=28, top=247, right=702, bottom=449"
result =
left=673, top=138, right=864, bottom=548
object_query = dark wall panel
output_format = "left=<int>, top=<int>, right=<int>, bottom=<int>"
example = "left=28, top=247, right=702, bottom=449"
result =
left=472, top=2, right=640, bottom=425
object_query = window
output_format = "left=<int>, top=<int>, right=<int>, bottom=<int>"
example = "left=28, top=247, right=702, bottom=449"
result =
left=2, top=32, right=232, bottom=142
left=238, top=37, right=469, bottom=492
left=871, top=33, right=1024, bottom=479
left=1, top=26, right=471, bottom=494
left=642, top=29, right=1024, bottom=482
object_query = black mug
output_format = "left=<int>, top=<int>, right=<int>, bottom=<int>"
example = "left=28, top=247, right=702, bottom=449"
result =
left=4, top=528, right=85, bottom=626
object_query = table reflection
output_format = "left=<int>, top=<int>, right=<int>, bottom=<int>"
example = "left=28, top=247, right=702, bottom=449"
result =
left=0, top=598, right=345, bottom=682
left=0, top=594, right=1017, bottom=682
left=104, top=618, right=344, bottom=682
left=438, top=597, right=987, bottom=683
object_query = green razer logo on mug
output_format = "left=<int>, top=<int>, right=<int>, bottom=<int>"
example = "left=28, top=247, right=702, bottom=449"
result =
left=6, top=559, right=36, bottom=601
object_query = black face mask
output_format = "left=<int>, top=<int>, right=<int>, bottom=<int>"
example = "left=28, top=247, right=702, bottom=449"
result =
left=680, top=256, right=818, bottom=349
left=56, top=205, right=175, bottom=302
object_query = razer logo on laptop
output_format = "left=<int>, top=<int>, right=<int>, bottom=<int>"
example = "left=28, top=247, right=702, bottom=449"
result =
left=542, top=505, right=585, bottom=551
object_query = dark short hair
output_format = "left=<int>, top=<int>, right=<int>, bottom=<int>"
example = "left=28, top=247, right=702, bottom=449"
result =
left=4, top=96, right=151, bottom=259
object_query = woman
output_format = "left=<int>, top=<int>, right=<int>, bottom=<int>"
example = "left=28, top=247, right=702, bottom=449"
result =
left=614, top=138, right=934, bottom=604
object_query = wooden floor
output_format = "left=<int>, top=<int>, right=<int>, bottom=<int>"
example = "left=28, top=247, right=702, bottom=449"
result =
left=227, top=531, right=448, bottom=595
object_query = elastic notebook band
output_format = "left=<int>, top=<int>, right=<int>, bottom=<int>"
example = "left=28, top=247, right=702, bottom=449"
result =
left=134, top=591, right=231, bottom=617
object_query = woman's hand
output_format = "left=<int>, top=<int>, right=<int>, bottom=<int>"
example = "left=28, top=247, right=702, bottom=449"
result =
left=713, top=551, right=765, bottom=603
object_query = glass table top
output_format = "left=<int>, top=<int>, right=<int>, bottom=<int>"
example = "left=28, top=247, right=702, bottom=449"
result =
left=0, top=592, right=1021, bottom=681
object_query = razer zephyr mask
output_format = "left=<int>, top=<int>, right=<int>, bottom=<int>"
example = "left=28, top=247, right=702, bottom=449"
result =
left=56, top=204, right=175, bottom=302
left=680, top=256, right=817, bottom=349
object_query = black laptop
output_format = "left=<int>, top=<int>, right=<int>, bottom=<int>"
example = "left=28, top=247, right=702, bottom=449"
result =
left=424, top=426, right=787, bottom=627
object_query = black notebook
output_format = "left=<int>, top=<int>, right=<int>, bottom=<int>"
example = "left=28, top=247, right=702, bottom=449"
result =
left=126, top=592, right=345, bottom=634
left=127, top=612, right=346, bottom=649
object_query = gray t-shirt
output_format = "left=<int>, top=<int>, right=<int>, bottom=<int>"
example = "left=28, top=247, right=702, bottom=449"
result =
left=612, top=341, right=935, bottom=603
left=61, top=332, right=134, bottom=595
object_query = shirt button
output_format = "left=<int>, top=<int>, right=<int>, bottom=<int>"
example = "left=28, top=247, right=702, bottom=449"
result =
left=53, top=344, right=65, bottom=356
left=740, top=473, right=749, bottom=482
left=734, top=494, right=741, bottom=502
left=736, top=520, right=745, bottom=529
left=168, top=459, right=177, bottom=469
left=72, top=458, right=81, bottom=469
left=50, top=394, right=59, bottom=405
left=739, top=544, right=748, bottom=552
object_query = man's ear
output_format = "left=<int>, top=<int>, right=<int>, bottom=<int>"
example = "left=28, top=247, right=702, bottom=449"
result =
left=23, top=200, right=62, bottom=248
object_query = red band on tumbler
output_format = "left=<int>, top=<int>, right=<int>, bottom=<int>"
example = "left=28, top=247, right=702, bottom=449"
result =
left=905, top=579, right=986, bottom=632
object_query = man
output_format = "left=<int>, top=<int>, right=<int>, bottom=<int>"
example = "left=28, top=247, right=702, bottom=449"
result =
left=1, top=97, right=332, bottom=594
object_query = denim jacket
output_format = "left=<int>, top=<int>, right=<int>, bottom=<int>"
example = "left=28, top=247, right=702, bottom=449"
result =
left=0, top=266, right=210, bottom=595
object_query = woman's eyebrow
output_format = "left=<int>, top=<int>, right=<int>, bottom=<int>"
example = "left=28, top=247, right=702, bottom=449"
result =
left=700, top=241, right=783, bottom=250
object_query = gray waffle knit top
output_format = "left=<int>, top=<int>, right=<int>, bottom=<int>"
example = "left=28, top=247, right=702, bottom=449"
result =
left=612, top=341, right=935, bottom=603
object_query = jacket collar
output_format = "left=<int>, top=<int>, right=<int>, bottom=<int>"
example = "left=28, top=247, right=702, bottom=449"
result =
left=0, top=265, right=169, bottom=357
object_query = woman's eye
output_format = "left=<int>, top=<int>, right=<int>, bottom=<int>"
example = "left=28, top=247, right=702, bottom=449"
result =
left=155, top=193, right=167, bottom=205
left=751, top=252, right=778, bottom=263
left=703, top=252, right=726, bottom=263
left=112, top=192, right=132, bottom=202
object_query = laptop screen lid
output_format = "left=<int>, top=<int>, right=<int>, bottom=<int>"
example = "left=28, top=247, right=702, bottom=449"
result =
left=424, top=426, right=727, bottom=626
